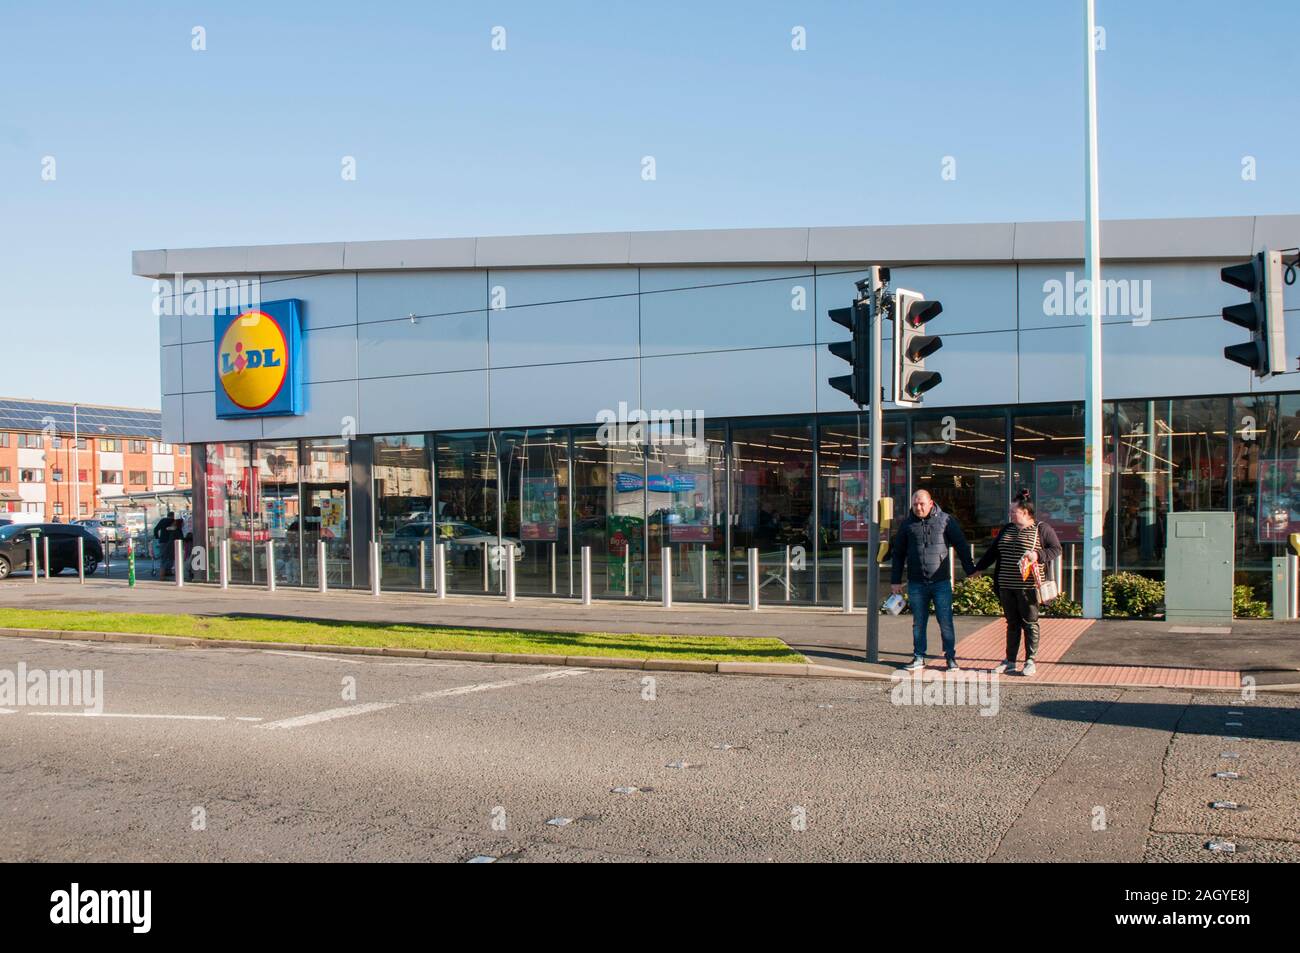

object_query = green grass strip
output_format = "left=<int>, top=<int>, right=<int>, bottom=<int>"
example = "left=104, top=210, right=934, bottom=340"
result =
left=0, top=608, right=803, bottom=663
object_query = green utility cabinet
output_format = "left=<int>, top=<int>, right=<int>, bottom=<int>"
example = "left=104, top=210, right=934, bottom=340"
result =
left=1165, top=512, right=1235, bottom=621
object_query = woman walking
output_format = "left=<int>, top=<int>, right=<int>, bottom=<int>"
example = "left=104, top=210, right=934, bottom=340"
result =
left=972, top=489, right=1062, bottom=677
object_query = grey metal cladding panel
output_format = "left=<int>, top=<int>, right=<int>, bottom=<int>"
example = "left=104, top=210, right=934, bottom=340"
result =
left=1018, top=262, right=1238, bottom=331
left=808, top=223, right=1015, bottom=263
left=475, top=232, right=632, bottom=268
left=180, top=341, right=212, bottom=394
left=1251, top=214, right=1300, bottom=253
left=490, top=297, right=640, bottom=366
left=1013, top=217, right=1257, bottom=261
left=357, top=312, right=488, bottom=378
left=908, top=330, right=1019, bottom=410
left=180, top=392, right=263, bottom=444
left=133, top=249, right=168, bottom=278
left=240, top=242, right=346, bottom=274
left=357, top=271, right=486, bottom=324
left=640, top=267, right=815, bottom=356
left=160, top=395, right=184, bottom=444
left=1250, top=307, right=1300, bottom=393
left=1102, top=317, right=1250, bottom=398
left=359, top=371, right=488, bottom=433
left=263, top=273, right=356, bottom=330
left=161, top=345, right=184, bottom=396
left=301, top=324, right=357, bottom=384
left=487, top=266, right=637, bottom=307
left=887, top=265, right=1018, bottom=335
left=489, top=360, right=639, bottom=430
left=629, top=228, right=810, bottom=265
left=260, top=381, right=359, bottom=441
left=164, top=245, right=252, bottom=276
left=158, top=312, right=181, bottom=347
left=344, top=238, right=477, bottom=270
left=180, top=309, right=215, bottom=344
left=642, top=346, right=816, bottom=419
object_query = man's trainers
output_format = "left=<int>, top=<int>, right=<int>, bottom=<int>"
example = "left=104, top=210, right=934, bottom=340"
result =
left=992, top=659, right=1014, bottom=675
left=946, top=658, right=961, bottom=672
left=1022, top=659, right=1037, bottom=677
left=904, top=656, right=925, bottom=671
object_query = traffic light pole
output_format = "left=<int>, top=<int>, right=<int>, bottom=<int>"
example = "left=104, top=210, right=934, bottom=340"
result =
left=1081, top=0, right=1104, bottom=619
left=866, top=269, right=884, bottom=664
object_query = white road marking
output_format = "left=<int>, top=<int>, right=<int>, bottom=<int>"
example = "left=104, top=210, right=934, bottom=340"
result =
left=260, top=668, right=588, bottom=731
left=235, top=716, right=263, bottom=722
left=0, top=708, right=15, bottom=715
left=27, top=711, right=227, bottom=721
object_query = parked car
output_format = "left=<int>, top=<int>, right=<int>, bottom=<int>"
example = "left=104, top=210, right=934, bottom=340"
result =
left=0, top=523, right=104, bottom=580
left=382, top=520, right=524, bottom=566
left=75, top=517, right=127, bottom=548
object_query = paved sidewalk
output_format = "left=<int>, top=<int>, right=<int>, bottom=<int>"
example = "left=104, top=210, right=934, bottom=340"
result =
left=0, top=576, right=1296, bottom=687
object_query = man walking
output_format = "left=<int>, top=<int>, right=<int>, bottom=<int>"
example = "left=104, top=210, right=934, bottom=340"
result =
left=890, top=490, right=977, bottom=671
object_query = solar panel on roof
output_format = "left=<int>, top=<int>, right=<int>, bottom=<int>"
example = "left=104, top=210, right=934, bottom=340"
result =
left=0, top=398, right=162, bottom=439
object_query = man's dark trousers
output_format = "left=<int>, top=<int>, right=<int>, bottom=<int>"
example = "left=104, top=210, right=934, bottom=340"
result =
left=908, top=579, right=957, bottom=661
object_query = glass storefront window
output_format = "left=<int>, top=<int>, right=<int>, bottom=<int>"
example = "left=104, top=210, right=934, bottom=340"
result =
left=204, top=443, right=253, bottom=584
left=253, top=441, right=301, bottom=586
left=374, top=434, right=432, bottom=591
left=910, top=410, right=1008, bottom=565
left=302, top=438, right=352, bottom=588
left=1235, top=394, right=1300, bottom=597
left=1011, top=406, right=1085, bottom=600
left=817, top=414, right=907, bottom=607
left=1113, top=399, right=1228, bottom=577
left=646, top=422, right=726, bottom=602
left=499, top=429, right=571, bottom=596
left=730, top=419, right=814, bottom=604
left=434, top=432, right=500, bottom=594
left=572, top=426, right=646, bottom=599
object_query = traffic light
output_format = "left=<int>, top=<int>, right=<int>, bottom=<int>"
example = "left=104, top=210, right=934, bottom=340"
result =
left=892, top=288, right=943, bottom=404
left=1221, top=250, right=1287, bottom=377
left=827, top=299, right=870, bottom=406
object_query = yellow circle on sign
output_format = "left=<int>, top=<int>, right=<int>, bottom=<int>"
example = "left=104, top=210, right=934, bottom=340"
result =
left=217, top=311, right=289, bottom=410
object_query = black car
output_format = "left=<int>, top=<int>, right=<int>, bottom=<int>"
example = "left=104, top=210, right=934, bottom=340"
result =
left=0, top=523, right=104, bottom=580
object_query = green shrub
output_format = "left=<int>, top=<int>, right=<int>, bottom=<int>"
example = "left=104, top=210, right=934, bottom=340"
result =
left=951, top=575, right=1002, bottom=616
left=1102, top=572, right=1165, bottom=618
left=1040, top=596, right=1083, bottom=617
left=1233, top=584, right=1269, bottom=619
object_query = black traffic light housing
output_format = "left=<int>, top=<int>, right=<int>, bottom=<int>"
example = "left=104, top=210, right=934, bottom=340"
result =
left=893, top=288, right=944, bottom=404
left=1221, top=250, right=1287, bottom=377
left=827, top=300, right=870, bottom=406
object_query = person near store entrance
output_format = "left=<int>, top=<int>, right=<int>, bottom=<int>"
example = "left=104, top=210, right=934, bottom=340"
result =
left=890, top=489, right=977, bottom=672
left=970, top=489, right=1062, bottom=677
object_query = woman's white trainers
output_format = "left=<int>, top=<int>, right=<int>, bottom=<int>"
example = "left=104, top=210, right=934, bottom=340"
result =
left=1022, top=660, right=1037, bottom=677
left=993, top=660, right=1014, bottom=675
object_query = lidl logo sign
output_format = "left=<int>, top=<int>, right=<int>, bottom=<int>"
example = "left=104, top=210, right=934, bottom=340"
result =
left=214, top=299, right=303, bottom=418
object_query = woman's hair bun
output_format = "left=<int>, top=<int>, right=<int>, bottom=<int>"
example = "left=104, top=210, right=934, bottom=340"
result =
left=1014, top=488, right=1032, bottom=503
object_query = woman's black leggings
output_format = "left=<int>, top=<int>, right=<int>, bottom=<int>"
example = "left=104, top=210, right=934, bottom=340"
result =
left=999, top=588, right=1040, bottom=662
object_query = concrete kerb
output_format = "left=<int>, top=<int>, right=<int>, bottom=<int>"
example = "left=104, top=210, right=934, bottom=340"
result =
left=0, top=626, right=1294, bottom=691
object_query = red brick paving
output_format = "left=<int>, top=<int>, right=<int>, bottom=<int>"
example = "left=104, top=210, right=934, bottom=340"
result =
left=924, top=618, right=1242, bottom=689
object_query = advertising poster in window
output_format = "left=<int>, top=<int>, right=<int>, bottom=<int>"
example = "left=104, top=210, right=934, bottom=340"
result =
left=1258, top=456, right=1300, bottom=543
left=520, top=476, right=559, bottom=541
left=1034, top=462, right=1084, bottom=543
left=839, top=466, right=890, bottom=543
left=669, top=471, right=712, bottom=543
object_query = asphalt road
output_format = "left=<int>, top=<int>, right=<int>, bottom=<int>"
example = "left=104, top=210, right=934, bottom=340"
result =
left=1, top=637, right=1296, bottom=862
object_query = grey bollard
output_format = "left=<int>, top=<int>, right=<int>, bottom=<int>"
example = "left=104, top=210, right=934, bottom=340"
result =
left=77, top=536, right=85, bottom=584
left=661, top=547, right=672, bottom=608
left=505, top=544, right=516, bottom=602
left=317, top=539, right=328, bottom=593
left=175, top=539, right=185, bottom=588
left=266, top=539, right=276, bottom=592
left=419, top=540, right=427, bottom=591
left=31, top=536, right=38, bottom=585
left=580, top=546, right=592, bottom=605
left=842, top=547, right=854, bottom=614
left=371, top=541, right=381, bottom=597
left=219, top=539, right=230, bottom=590
left=748, top=547, right=760, bottom=611
left=436, top=542, right=447, bottom=599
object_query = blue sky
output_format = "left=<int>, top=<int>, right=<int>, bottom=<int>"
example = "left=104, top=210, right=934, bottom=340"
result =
left=1, top=0, right=1296, bottom=408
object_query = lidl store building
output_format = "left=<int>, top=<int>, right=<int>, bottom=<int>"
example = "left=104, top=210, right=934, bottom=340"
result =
left=137, top=215, right=1300, bottom=605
